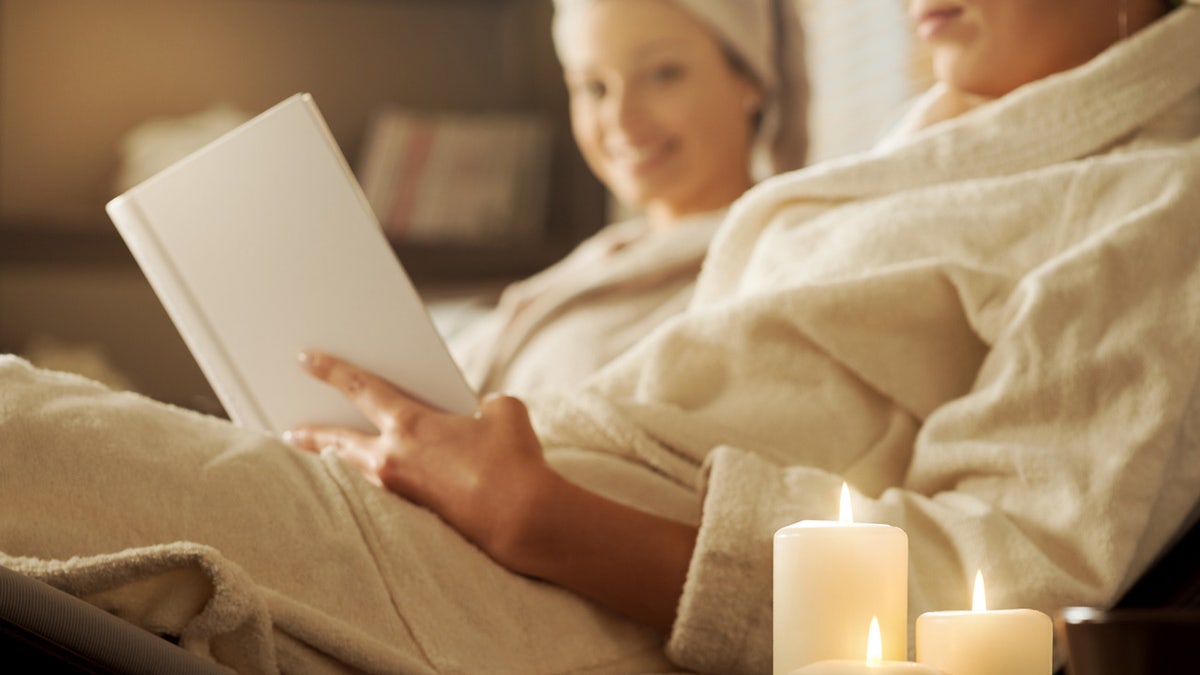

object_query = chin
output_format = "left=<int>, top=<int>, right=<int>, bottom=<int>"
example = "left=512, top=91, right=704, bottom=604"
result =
left=936, top=59, right=1016, bottom=99
left=936, top=49, right=1069, bottom=99
left=612, top=180, right=670, bottom=212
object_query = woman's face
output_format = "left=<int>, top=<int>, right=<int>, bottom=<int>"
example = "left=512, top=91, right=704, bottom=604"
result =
left=557, top=0, right=762, bottom=223
left=909, top=0, right=1167, bottom=97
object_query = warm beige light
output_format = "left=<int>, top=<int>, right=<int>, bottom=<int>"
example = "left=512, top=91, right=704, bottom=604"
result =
left=972, top=570, right=987, bottom=613
left=839, top=483, right=854, bottom=524
left=866, top=616, right=883, bottom=665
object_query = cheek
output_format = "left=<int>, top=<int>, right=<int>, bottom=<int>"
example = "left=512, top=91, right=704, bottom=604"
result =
left=943, top=0, right=1117, bottom=97
left=569, top=108, right=602, bottom=158
left=568, top=102, right=593, bottom=144
left=689, top=95, right=755, bottom=158
left=568, top=106, right=622, bottom=186
left=658, top=88, right=744, bottom=145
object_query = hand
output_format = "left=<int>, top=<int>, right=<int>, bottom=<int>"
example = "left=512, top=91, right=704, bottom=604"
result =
left=284, top=349, right=553, bottom=569
left=286, top=350, right=697, bottom=632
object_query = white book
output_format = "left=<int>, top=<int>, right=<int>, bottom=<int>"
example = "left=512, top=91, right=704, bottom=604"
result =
left=107, top=93, right=478, bottom=436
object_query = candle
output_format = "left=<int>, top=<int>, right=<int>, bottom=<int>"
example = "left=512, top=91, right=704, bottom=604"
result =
left=789, top=618, right=945, bottom=674
left=915, top=570, right=1053, bottom=675
left=774, top=483, right=908, bottom=674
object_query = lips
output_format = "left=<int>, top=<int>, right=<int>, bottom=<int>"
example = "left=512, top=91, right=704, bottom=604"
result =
left=607, top=139, right=675, bottom=175
left=913, top=4, right=964, bottom=40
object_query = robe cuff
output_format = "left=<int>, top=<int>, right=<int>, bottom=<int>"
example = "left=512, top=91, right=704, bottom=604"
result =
left=666, top=445, right=840, bottom=674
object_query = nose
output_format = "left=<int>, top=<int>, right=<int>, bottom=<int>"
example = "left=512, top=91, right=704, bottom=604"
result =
left=604, top=84, right=647, bottom=139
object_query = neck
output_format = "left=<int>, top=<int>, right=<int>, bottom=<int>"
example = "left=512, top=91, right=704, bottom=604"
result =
left=644, top=177, right=751, bottom=232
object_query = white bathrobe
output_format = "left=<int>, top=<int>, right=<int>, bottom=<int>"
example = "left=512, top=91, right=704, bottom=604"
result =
left=2, top=9, right=1199, bottom=675
left=450, top=211, right=722, bottom=396
left=527, top=8, right=1200, bottom=672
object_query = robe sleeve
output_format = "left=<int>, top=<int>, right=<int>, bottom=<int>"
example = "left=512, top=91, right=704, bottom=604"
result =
left=666, top=164, right=1200, bottom=674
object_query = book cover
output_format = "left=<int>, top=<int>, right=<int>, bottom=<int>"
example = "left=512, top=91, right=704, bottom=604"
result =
left=107, top=93, right=478, bottom=435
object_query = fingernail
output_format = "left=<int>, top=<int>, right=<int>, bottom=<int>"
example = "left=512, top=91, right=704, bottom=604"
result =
left=297, top=350, right=317, bottom=369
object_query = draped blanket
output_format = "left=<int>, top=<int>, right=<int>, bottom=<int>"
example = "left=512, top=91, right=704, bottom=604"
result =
left=2, top=8, right=1199, bottom=675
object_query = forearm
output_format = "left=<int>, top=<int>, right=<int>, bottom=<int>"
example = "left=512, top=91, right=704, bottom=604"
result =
left=493, top=467, right=698, bottom=633
left=285, top=359, right=696, bottom=632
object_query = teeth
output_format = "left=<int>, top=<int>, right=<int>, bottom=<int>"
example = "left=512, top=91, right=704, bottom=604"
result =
left=609, top=145, right=661, bottom=163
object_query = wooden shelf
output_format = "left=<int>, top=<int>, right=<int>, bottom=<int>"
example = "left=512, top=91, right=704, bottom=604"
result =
left=0, top=222, right=567, bottom=284
left=0, top=222, right=133, bottom=268
left=389, top=239, right=568, bottom=283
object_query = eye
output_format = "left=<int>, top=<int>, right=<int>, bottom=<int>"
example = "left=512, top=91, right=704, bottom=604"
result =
left=649, top=63, right=686, bottom=85
left=569, top=77, right=607, bottom=101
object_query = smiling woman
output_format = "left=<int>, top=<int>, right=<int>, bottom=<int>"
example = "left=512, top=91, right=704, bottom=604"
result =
left=557, top=0, right=763, bottom=227
left=448, top=0, right=809, bottom=397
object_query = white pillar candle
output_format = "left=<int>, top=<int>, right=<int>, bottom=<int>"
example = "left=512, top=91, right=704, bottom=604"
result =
left=915, top=571, right=1053, bottom=675
left=789, top=618, right=945, bottom=675
left=774, top=484, right=909, bottom=674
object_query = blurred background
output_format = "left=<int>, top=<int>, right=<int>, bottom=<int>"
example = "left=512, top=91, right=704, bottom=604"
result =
left=0, top=0, right=928, bottom=414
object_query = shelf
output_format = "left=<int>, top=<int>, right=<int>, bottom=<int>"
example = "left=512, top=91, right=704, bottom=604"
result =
left=0, top=221, right=132, bottom=268
left=0, top=222, right=567, bottom=285
left=388, top=239, right=568, bottom=283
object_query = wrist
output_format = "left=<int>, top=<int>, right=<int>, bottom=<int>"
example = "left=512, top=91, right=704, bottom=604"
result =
left=478, top=459, right=568, bottom=578
left=479, top=460, right=697, bottom=631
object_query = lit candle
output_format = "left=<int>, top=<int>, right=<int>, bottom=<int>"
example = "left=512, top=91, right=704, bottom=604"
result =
left=915, top=570, right=1053, bottom=675
left=774, top=484, right=909, bottom=674
left=789, top=618, right=945, bottom=674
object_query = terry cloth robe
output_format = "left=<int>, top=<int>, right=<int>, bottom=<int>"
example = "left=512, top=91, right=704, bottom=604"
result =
left=0, top=358, right=680, bottom=675
left=526, top=7, right=1200, bottom=673
left=450, top=210, right=723, bottom=397
left=2, top=8, right=1199, bottom=675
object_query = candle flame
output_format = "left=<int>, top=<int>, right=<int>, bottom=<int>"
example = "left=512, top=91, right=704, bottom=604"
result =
left=866, top=616, right=882, bottom=664
left=839, top=483, right=854, bottom=523
left=972, top=570, right=987, bottom=612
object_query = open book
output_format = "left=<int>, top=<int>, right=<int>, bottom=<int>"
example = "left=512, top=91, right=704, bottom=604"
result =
left=107, top=93, right=478, bottom=436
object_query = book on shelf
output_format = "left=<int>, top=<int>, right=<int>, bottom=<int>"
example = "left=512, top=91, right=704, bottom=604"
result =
left=357, top=108, right=554, bottom=245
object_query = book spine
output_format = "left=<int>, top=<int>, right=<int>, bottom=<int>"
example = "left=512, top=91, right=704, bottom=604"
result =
left=105, top=194, right=270, bottom=431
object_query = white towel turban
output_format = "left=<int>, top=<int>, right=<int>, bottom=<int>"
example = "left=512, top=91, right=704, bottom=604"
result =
left=552, top=0, right=809, bottom=178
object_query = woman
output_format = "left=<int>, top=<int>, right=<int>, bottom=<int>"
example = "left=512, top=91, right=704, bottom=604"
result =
left=2, top=1, right=1198, bottom=674
left=450, top=0, right=808, bottom=396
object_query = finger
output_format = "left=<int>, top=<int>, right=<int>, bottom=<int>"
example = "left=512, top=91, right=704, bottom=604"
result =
left=479, top=392, right=529, bottom=421
left=283, top=424, right=374, bottom=454
left=297, top=350, right=428, bottom=430
left=331, top=446, right=384, bottom=487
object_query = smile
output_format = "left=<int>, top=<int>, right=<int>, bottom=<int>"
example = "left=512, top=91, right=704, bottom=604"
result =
left=608, top=141, right=674, bottom=174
